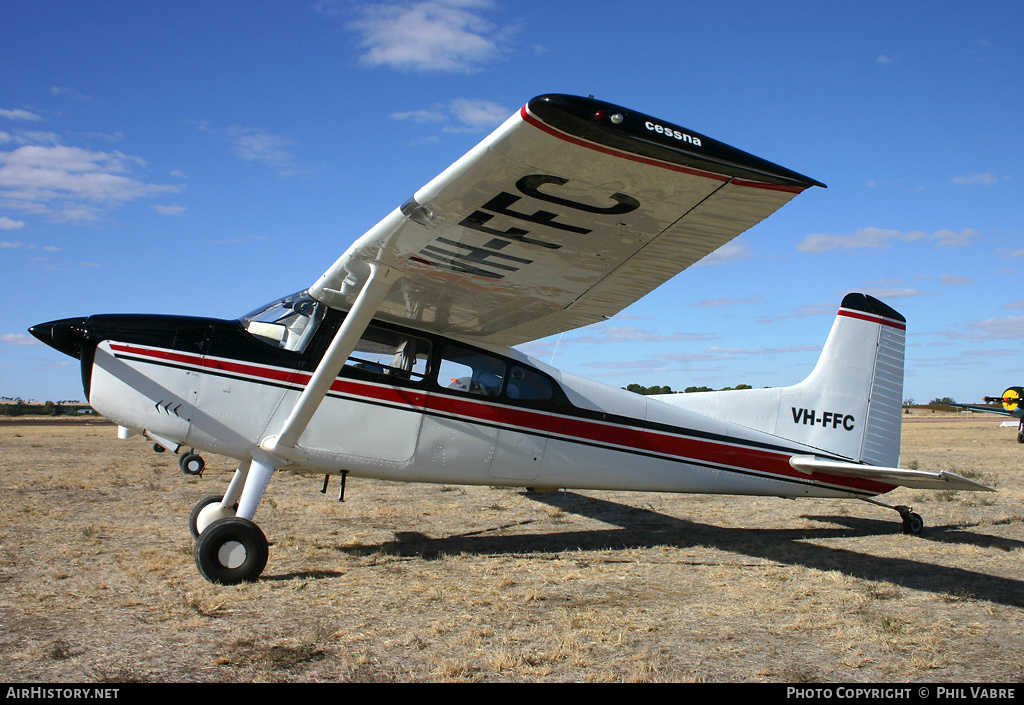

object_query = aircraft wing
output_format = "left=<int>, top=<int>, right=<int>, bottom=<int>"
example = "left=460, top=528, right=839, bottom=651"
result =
left=951, top=388, right=1024, bottom=418
left=310, top=94, right=824, bottom=347
left=949, top=404, right=1014, bottom=416
left=790, top=456, right=995, bottom=492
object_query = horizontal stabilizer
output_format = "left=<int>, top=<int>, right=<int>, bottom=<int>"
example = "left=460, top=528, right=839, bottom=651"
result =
left=789, top=455, right=995, bottom=492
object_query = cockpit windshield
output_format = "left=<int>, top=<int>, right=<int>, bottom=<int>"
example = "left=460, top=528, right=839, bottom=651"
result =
left=240, top=290, right=325, bottom=353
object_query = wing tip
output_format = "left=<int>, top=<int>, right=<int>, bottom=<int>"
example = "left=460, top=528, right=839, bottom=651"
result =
left=526, top=94, right=826, bottom=190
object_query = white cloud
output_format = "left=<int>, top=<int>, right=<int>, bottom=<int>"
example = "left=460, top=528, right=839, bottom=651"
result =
left=0, top=108, right=42, bottom=122
left=755, top=303, right=839, bottom=323
left=447, top=98, right=509, bottom=131
left=705, top=344, right=821, bottom=356
left=797, top=227, right=979, bottom=253
left=348, top=0, right=513, bottom=73
left=953, top=172, right=999, bottom=185
left=392, top=98, right=510, bottom=133
left=568, top=326, right=716, bottom=345
left=695, top=240, right=752, bottom=266
left=797, top=227, right=917, bottom=253
left=152, top=204, right=186, bottom=216
left=227, top=126, right=293, bottom=164
left=227, top=126, right=304, bottom=176
left=931, top=228, right=980, bottom=248
left=1, top=333, right=41, bottom=346
left=390, top=108, right=448, bottom=124
left=956, top=316, right=1024, bottom=341
left=0, top=216, right=24, bottom=230
left=855, top=286, right=929, bottom=300
left=695, top=296, right=762, bottom=308
left=0, top=144, right=181, bottom=222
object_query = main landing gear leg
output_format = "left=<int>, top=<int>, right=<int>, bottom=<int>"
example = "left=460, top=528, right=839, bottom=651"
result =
left=191, top=460, right=250, bottom=537
left=193, top=456, right=274, bottom=584
left=860, top=497, right=924, bottom=535
left=191, top=263, right=401, bottom=585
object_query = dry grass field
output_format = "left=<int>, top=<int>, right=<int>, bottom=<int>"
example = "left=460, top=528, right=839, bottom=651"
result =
left=1, top=411, right=1022, bottom=683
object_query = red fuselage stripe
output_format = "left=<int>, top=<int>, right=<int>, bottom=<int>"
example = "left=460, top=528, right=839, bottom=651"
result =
left=109, top=342, right=887, bottom=493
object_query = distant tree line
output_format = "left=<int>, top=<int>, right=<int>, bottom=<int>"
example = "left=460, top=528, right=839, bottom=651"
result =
left=625, top=383, right=754, bottom=396
left=0, top=400, right=95, bottom=416
left=903, top=397, right=960, bottom=408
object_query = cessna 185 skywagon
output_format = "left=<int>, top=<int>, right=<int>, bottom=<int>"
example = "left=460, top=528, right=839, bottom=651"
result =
left=30, top=94, right=994, bottom=584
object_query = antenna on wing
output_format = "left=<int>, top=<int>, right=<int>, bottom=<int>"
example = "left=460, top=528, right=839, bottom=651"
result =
left=549, top=332, right=564, bottom=366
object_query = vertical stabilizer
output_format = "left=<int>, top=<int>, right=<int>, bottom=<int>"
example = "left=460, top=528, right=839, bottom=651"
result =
left=652, top=294, right=906, bottom=466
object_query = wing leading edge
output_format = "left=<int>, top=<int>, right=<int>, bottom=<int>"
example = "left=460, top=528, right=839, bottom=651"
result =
left=311, top=94, right=825, bottom=347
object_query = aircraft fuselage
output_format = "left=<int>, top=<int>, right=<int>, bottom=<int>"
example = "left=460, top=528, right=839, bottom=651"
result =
left=31, top=294, right=889, bottom=501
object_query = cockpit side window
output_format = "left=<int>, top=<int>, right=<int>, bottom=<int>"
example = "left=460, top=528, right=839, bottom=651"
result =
left=240, top=290, right=325, bottom=354
left=343, top=326, right=431, bottom=383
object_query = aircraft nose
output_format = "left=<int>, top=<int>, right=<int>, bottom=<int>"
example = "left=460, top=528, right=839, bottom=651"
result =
left=29, top=317, right=90, bottom=359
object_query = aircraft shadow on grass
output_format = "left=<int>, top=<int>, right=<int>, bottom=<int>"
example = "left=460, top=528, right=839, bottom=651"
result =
left=274, top=490, right=1024, bottom=610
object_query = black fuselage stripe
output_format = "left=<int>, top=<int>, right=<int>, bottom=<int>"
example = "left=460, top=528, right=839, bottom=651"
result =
left=111, top=350, right=871, bottom=496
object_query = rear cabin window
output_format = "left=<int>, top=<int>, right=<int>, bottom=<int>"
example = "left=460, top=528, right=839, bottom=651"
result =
left=439, top=345, right=505, bottom=398
left=506, top=365, right=554, bottom=402
left=438, top=345, right=556, bottom=403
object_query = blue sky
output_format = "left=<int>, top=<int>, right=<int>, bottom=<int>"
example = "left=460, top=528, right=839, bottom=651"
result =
left=2, top=0, right=1022, bottom=406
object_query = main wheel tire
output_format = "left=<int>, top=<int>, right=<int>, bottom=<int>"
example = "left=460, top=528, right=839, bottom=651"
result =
left=179, top=452, right=205, bottom=475
left=194, top=517, right=269, bottom=584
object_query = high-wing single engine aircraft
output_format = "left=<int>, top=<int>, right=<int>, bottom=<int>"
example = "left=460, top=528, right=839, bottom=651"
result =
left=952, top=387, right=1024, bottom=443
left=30, top=94, right=994, bottom=584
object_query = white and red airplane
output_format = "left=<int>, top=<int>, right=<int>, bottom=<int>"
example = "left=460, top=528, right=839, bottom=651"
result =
left=30, top=94, right=993, bottom=584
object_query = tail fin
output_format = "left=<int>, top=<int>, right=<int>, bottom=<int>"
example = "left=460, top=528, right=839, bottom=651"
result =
left=655, top=293, right=906, bottom=466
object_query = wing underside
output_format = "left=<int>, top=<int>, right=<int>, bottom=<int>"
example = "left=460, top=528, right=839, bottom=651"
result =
left=311, top=94, right=824, bottom=347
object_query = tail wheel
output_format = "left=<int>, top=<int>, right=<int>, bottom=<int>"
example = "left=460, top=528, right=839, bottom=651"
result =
left=194, top=517, right=269, bottom=584
left=901, top=511, right=924, bottom=535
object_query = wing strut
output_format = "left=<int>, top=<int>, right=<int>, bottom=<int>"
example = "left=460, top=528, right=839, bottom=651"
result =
left=231, top=262, right=401, bottom=522
left=265, top=261, right=402, bottom=458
